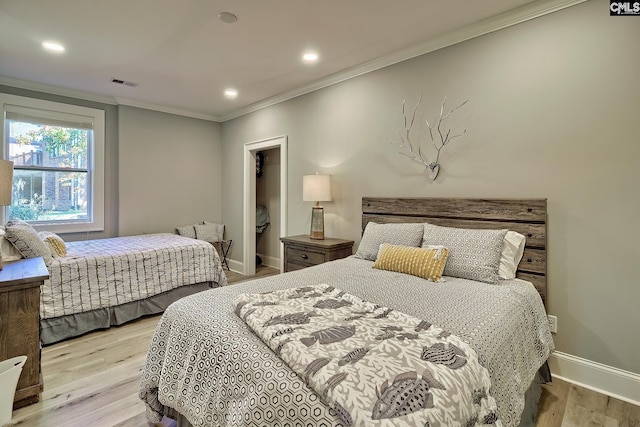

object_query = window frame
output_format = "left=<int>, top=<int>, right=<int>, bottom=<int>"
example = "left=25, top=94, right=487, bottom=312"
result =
left=1, top=93, right=105, bottom=233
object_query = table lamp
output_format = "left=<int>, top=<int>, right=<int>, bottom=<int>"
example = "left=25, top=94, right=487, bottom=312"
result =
left=303, top=173, right=331, bottom=240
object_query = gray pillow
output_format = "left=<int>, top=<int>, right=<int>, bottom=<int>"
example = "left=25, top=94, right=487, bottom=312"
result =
left=422, top=223, right=507, bottom=284
left=176, top=224, right=197, bottom=239
left=4, top=219, right=53, bottom=262
left=195, top=223, right=224, bottom=243
left=355, top=222, right=424, bottom=261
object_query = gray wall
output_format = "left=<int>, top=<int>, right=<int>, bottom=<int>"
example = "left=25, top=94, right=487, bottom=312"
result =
left=0, top=85, right=119, bottom=241
left=118, top=106, right=222, bottom=235
left=221, top=0, right=640, bottom=374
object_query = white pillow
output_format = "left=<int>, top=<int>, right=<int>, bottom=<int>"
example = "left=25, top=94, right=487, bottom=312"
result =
left=498, top=231, right=526, bottom=280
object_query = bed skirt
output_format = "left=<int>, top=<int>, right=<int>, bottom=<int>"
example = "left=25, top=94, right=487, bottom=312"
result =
left=40, top=282, right=213, bottom=345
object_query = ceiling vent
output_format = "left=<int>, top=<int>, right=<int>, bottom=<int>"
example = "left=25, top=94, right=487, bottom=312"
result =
left=110, top=78, right=138, bottom=87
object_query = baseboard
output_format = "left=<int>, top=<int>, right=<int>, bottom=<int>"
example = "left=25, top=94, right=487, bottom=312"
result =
left=548, top=351, right=640, bottom=406
left=227, top=259, right=243, bottom=273
left=227, top=256, right=280, bottom=274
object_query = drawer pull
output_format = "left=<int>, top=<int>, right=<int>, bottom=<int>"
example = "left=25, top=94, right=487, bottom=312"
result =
left=301, top=254, right=309, bottom=260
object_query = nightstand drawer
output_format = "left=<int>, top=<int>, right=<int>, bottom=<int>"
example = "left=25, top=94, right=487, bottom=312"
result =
left=285, top=261, right=309, bottom=272
left=286, top=247, right=325, bottom=265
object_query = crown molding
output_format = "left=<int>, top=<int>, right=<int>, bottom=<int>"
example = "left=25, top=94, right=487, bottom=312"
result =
left=114, top=98, right=220, bottom=122
left=219, top=0, right=587, bottom=122
left=0, top=77, right=222, bottom=122
left=0, top=76, right=117, bottom=105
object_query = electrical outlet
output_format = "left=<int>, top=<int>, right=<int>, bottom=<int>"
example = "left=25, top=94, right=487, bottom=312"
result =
left=547, top=315, right=558, bottom=334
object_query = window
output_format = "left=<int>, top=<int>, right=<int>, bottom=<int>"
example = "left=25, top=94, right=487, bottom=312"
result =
left=1, top=94, right=105, bottom=233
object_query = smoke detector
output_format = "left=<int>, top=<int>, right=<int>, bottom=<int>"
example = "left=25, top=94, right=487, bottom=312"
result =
left=218, top=12, right=238, bottom=23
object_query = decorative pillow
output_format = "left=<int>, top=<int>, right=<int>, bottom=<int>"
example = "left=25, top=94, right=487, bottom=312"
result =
left=0, top=227, right=23, bottom=262
left=4, top=220, right=53, bottom=262
left=176, top=224, right=197, bottom=239
left=355, top=222, right=424, bottom=261
left=422, top=223, right=507, bottom=284
left=39, top=231, right=68, bottom=257
left=7, top=218, right=29, bottom=226
left=373, top=243, right=449, bottom=282
left=498, top=231, right=526, bottom=280
left=195, top=222, right=224, bottom=243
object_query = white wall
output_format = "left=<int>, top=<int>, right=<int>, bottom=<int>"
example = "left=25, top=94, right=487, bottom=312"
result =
left=222, top=0, right=640, bottom=376
left=119, top=106, right=223, bottom=235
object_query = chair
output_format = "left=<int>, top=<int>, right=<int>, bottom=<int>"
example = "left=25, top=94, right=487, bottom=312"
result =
left=212, top=239, right=232, bottom=270
left=194, top=222, right=232, bottom=271
left=179, top=222, right=233, bottom=270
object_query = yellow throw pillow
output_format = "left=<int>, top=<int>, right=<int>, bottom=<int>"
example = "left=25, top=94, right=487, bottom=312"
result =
left=373, top=243, right=449, bottom=282
left=39, top=231, right=68, bottom=257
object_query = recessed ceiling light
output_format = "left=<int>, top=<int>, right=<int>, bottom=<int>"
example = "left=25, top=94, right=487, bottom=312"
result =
left=42, top=41, right=65, bottom=53
left=218, top=12, right=238, bottom=23
left=302, top=52, right=319, bottom=63
left=224, top=88, right=238, bottom=99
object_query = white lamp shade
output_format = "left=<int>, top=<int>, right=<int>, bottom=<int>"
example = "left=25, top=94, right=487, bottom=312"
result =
left=0, top=160, right=13, bottom=206
left=303, top=174, right=332, bottom=202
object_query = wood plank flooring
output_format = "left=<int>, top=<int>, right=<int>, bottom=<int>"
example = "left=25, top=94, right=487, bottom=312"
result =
left=7, top=265, right=640, bottom=426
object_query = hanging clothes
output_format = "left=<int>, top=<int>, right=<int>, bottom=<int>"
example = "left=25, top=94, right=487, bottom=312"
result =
left=256, top=205, right=270, bottom=233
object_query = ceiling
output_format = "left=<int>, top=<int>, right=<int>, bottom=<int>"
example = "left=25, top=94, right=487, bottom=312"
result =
left=0, top=0, right=579, bottom=122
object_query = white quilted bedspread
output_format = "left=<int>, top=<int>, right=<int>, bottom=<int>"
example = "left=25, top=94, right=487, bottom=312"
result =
left=41, top=233, right=227, bottom=319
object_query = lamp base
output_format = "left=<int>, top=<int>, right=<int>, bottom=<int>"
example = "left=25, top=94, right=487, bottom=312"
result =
left=310, top=205, right=325, bottom=240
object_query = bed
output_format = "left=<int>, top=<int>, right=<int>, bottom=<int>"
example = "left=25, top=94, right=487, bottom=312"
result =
left=38, top=233, right=228, bottom=344
left=139, top=198, right=553, bottom=427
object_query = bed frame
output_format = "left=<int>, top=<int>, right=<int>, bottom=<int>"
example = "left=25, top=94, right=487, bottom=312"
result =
left=362, top=197, right=547, bottom=306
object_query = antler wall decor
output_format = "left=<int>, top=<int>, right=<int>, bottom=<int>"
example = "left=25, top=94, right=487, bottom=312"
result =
left=392, top=95, right=468, bottom=180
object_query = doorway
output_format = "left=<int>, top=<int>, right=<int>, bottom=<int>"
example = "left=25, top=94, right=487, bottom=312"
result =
left=255, top=147, right=280, bottom=269
left=243, top=136, right=288, bottom=275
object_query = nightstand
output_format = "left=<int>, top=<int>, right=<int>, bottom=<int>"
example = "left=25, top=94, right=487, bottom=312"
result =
left=0, top=257, right=49, bottom=409
left=280, top=235, right=354, bottom=272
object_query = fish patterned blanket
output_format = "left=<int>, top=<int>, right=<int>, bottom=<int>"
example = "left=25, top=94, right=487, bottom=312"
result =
left=235, top=284, right=502, bottom=427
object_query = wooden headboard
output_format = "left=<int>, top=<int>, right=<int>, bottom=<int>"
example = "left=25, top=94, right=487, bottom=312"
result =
left=362, top=197, right=547, bottom=305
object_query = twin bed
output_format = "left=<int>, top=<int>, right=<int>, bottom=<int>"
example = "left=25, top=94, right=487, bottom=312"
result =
left=139, top=197, right=554, bottom=427
left=38, top=233, right=228, bottom=344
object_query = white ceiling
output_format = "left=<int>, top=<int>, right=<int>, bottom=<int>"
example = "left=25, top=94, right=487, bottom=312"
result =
left=0, top=0, right=580, bottom=121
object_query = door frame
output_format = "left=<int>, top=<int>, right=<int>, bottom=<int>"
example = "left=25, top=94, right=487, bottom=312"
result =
left=243, top=135, right=288, bottom=275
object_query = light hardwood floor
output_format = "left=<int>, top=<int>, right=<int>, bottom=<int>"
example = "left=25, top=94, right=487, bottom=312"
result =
left=7, top=265, right=640, bottom=426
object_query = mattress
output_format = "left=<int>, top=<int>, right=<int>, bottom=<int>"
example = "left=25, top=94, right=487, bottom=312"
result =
left=140, top=256, right=553, bottom=427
